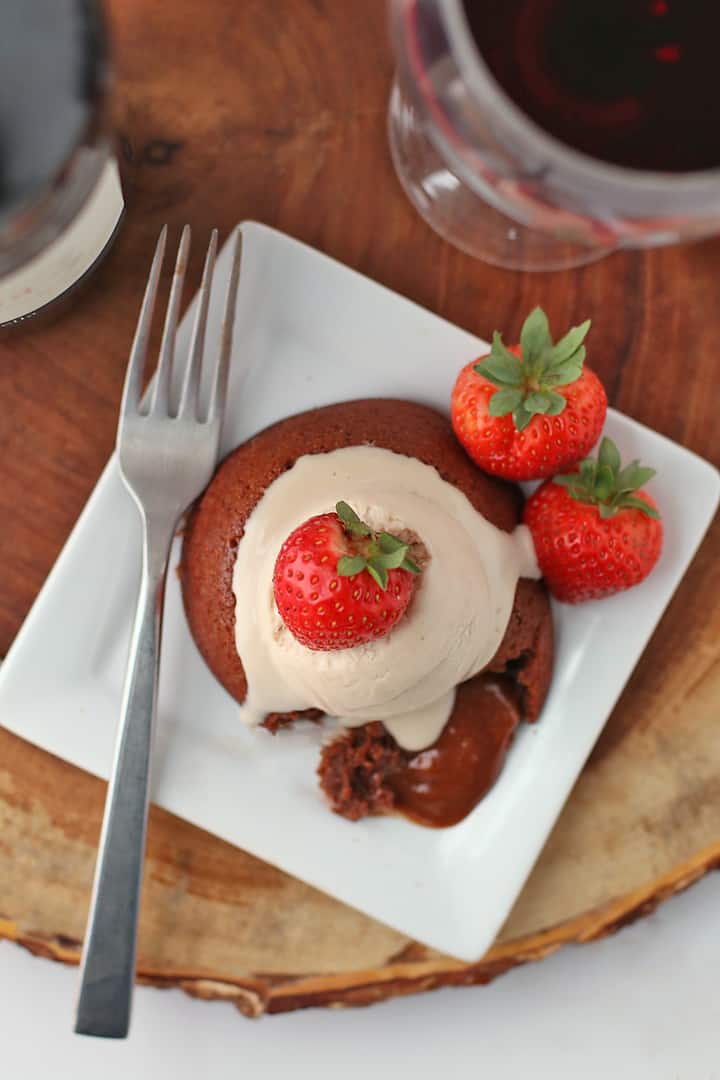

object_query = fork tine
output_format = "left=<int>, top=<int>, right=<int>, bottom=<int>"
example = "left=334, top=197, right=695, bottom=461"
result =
left=177, top=229, right=218, bottom=419
left=149, top=224, right=191, bottom=417
left=207, top=229, right=242, bottom=426
left=119, top=226, right=167, bottom=419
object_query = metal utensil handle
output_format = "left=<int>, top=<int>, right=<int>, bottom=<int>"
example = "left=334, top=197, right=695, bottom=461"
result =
left=75, top=514, right=172, bottom=1038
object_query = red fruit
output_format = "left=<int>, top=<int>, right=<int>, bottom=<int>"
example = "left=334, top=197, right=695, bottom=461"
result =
left=451, top=306, right=607, bottom=481
left=273, top=501, right=421, bottom=650
left=523, top=437, right=663, bottom=603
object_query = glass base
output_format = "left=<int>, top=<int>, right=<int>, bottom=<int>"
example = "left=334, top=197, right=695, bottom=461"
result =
left=0, top=158, right=124, bottom=329
left=388, top=83, right=611, bottom=273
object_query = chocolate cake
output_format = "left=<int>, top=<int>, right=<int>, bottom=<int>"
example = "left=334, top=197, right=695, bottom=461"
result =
left=181, top=399, right=554, bottom=826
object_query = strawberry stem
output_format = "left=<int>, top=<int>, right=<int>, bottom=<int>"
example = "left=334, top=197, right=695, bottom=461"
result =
left=554, top=437, right=660, bottom=519
left=334, top=501, right=422, bottom=590
left=475, top=306, right=591, bottom=432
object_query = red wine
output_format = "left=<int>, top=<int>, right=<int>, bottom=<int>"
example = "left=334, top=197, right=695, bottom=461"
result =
left=462, top=0, right=720, bottom=172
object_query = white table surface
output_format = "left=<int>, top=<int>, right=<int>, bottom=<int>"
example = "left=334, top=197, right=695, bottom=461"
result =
left=2, top=872, right=718, bottom=1079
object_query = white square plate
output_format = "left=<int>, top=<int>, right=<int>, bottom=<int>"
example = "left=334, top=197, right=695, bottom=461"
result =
left=1, top=223, right=718, bottom=962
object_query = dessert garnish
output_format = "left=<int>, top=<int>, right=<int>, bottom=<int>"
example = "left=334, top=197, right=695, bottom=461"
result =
left=451, top=306, right=607, bottom=480
left=273, top=500, right=421, bottom=650
left=523, top=437, right=663, bottom=602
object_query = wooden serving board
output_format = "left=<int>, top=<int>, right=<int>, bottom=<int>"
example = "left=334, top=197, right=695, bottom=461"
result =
left=1, top=0, right=720, bottom=1017
left=2, top=516, right=719, bottom=1016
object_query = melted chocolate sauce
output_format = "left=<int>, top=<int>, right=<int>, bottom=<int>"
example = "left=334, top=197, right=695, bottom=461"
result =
left=390, top=676, right=521, bottom=827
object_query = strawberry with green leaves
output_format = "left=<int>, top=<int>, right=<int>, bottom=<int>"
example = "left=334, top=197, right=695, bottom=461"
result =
left=524, top=437, right=663, bottom=603
left=451, top=306, right=607, bottom=481
left=273, top=501, right=421, bottom=651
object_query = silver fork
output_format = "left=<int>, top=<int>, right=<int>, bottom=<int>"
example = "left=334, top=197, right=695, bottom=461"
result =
left=74, top=225, right=242, bottom=1039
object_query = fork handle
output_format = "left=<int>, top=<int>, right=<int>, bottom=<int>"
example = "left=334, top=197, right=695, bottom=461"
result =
left=75, top=514, right=173, bottom=1038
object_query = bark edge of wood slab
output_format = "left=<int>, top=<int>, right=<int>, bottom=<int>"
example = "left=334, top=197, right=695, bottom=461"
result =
left=3, top=0, right=720, bottom=1025
left=2, top=843, right=717, bottom=1018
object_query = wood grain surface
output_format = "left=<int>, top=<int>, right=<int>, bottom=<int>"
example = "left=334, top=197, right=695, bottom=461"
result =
left=1, top=0, right=719, bottom=1017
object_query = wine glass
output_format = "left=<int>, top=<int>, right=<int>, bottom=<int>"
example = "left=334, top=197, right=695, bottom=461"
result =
left=0, top=0, right=121, bottom=326
left=388, top=0, right=720, bottom=271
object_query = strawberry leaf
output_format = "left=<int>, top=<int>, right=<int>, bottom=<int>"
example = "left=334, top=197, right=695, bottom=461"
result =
left=513, top=404, right=534, bottom=432
left=616, top=463, right=656, bottom=493
left=336, top=501, right=371, bottom=538
left=544, top=391, right=567, bottom=416
left=374, top=546, right=409, bottom=571
left=598, top=437, right=621, bottom=473
left=476, top=343, right=523, bottom=387
left=488, top=387, right=523, bottom=417
left=490, top=330, right=524, bottom=367
left=617, top=495, right=660, bottom=519
left=377, top=532, right=405, bottom=553
left=543, top=361, right=583, bottom=387
left=366, top=562, right=388, bottom=590
left=401, top=556, right=422, bottom=574
left=547, top=344, right=586, bottom=373
left=579, top=458, right=597, bottom=487
left=476, top=368, right=510, bottom=390
left=594, top=464, right=615, bottom=501
left=548, top=320, right=591, bottom=367
left=337, top=554, right=366, bottom=577
left=520, top=307, right=552, bottom=366
left=524, top=391, right=551, bottom=414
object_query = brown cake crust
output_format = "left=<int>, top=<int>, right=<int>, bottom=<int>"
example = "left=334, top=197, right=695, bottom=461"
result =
left=488, top=578, right=554, bottom=722
left=180, top=398, right=553, bottom=717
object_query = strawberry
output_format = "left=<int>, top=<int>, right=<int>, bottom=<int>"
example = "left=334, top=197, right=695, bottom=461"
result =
left=451, top=306, right=607, bottom=481
left=523, top=437, right=663, bottom=603
left=273, top=501, right=421, bottom=650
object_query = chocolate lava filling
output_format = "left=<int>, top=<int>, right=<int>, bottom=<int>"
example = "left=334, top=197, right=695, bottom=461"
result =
left=317, top=675, right=523, bottom=828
